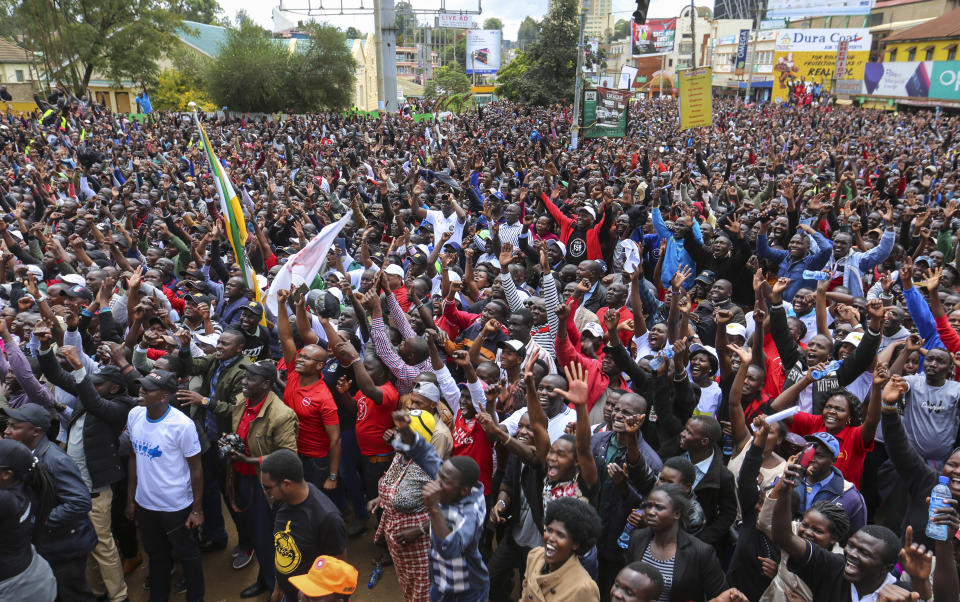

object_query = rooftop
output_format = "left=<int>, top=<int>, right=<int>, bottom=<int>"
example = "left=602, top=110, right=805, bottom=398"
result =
left=0, top=38, right=32, bottom=64
left=883, top=6, right=960, bottom=42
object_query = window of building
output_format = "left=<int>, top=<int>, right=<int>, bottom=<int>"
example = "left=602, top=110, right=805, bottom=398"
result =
left=947, top=45, right=957, bottom=60
left=924, top=46, right=934, bottom=60
left=888, top=48, right=897, bottom=61
left=907, top=47, right=916, bottom=61
left=15, top=69, right=24, bottom=82
left=668, top=58, right=673, bottom=67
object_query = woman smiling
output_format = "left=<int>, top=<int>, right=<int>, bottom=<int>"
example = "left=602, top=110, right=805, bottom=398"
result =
left=519, top=496, right=602, bottom=601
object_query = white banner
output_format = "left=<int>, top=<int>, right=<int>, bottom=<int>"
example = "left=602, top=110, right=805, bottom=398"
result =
left=438, top=13, right=470, bottom=28
left=767, top=0, right=873, bottom=19
left=618, top=65, right=639, bottom=90
left=466, top=29, right=502, bottom=74
left=265, top=210, right=353, bottom=317
left=774, top=28, right=872, bottom=52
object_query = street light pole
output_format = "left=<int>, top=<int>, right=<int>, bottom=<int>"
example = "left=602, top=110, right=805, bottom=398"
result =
left=571, top=10, right=587, bottom=150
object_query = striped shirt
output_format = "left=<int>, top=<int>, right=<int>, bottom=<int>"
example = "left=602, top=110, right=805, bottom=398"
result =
left=500, top=271, right=560, bottom=359
left=369, top=293, right=432, bottom=394
left=641, top=544, right=675, bottom=602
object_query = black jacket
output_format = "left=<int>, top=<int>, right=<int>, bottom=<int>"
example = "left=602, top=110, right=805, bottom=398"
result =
left=38, top=349, right=136, bottom=489
left=726, top=444, right=779, bottom=601
left=684, top=449, right=738, bottom=551
left=627, top=527, right=728, bottom=602
left=582, top=283, right=608, bottom=314
left=33, top=437, right=98, bottom=562
left=882, top=411, right=944, bottom=547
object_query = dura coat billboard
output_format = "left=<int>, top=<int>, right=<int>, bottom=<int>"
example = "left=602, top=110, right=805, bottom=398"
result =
left=466, top=29, right=502, bottom=74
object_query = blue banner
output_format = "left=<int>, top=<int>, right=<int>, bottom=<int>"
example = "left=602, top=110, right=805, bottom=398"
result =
left=735, top=29, right=750, bottom=76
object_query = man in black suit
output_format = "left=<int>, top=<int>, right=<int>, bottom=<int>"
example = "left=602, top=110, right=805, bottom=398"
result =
left=577, top=259, right=608, bottom=314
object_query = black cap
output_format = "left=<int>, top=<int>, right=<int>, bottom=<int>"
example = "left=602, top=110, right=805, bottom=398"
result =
left=241, top=302, right=264, bottom=318
left=694, top=270, right=718, bottom=285
left=184, top=269, right=206, bottom=281
left=182, top=279, right=209, bottom=293
left=409, top=251, right=428, bottom=265
left=91, top=365, right=127, bottom=386
left=138, top=369, right=179, bottom=392
left=185, top=293, right=213, bottom=305
left=241, top=360, right=278, bottom=382
left=3, top=403, right=52, bottom=430
left=61, top=284, right=94, bottom=301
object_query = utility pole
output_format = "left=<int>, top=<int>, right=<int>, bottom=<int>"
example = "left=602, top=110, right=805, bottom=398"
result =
left=571, top=10, right=587, bottom=150
left=689, top=0, right=696, bottom=67
left=745, top=0, right=763, bottom=102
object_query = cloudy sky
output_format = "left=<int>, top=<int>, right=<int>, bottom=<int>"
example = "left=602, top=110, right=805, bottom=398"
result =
left=217, top=0, right=715, bottom=40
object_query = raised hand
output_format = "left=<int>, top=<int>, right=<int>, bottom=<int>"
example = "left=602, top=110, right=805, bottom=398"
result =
left=898, top=525, right=933, bottom=584
left=882, top=375, right=908, bottom=406
left=925, top=266, right=943, bottom=291
left=727, top=343, right=752, bottom=365
left=671, top=264, right=693, bottom=290
left=498, top=241, right=514, bottom=267
left=553, top=362, right=589, bottom=406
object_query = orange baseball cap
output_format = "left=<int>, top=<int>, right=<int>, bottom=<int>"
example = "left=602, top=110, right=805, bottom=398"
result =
left=288, top=556, right=358, bottom=598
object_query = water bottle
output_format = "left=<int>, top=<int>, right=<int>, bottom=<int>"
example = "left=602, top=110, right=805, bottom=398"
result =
left=617, top=523, right=636, bottom=549
left=721, top=432, right=734, bottom=458
left=926, top=476, right=952, bottom=541
left=811, top=360, right=842, bottom=380
left=368, top=561, right=383, bottom=588
left=802, top=270, right=831, bottom=281
left=648, top=347, right=675, bottom=371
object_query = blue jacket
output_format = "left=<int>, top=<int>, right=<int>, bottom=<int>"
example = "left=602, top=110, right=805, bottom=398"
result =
left=800, top=466, right=867, bottom=534
left=756, top=231, right=833, bottom=302
left=903, top=286, right=943, bottom=363
left=829, top=228, right=896, bottom=298
left=652, top=208, right=702, bottom=289
left=33, top=437, right=98, bottom=562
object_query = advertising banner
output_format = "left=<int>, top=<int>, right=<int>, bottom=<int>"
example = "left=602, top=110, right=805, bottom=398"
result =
left=679, top=68, right=713, bottom=130
left=583, top=88, right=630, bottom=138
left=632, top=18, right=676, bottom=56
left=835, top=40, right=849, bottom=79
left=438, top=13, right=471, bottom=28
left=767, top=0, right=873, bottom=19
left=860, top=61, right=960, bottom=101
left=735, top=29, right=750, bottom=76
left=465, top=29, right=502, bottom=74
left=772, top=28, right=871, bottom=102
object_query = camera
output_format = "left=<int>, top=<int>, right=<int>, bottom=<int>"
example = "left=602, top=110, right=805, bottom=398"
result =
left=217, top=433, right=248, bottom=460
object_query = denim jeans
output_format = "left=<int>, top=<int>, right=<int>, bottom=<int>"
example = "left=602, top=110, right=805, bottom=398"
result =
left=430, top=581, right=489, bottom=602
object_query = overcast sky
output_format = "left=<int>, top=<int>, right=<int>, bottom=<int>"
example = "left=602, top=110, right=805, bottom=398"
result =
left=216, top=0, right=715, bottom=40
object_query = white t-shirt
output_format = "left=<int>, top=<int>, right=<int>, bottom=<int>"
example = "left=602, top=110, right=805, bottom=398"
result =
left=501, top=405, right=576, bottom=442
left=425, top=209, right=465, bottom=247
left=128, top=405, right=202, bottom=512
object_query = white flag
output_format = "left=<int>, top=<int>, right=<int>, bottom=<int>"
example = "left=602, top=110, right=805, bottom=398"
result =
left=265, top=210, right=353, bottom=317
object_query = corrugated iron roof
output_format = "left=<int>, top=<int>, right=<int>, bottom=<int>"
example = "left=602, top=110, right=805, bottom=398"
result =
left=883, top=6, right=960, bottom=42
left=0, top=38, right=31, bottom=64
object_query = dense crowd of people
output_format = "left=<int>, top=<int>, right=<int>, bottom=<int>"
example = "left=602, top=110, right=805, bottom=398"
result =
left=1, top=87, right=960, bottom=602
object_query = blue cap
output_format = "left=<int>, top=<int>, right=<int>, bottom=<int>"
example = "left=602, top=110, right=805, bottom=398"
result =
left=805, top=432, right=840, bottom=460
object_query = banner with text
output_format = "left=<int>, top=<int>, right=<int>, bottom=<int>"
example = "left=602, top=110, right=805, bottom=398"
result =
left=632, top=18, right=676, bottom=56
left=679, top=68, right=713, bottom=130
left=859, top=61, right=960, bottom=101
left=583, top=88, right=630, bottom=138
left=735, top=29, right=750, bottom=76
left=438, top=14, right=471, bottom=28
left=767, top=0, right=873, bottom=19
left=466, top=29, right=502, bottom=74
left=772, top=28, right=872, bottom=103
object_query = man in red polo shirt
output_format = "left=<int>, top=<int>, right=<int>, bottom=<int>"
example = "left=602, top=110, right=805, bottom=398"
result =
left=276, top=290, right=342, bottom=499
left=227, top=360, right=298, bottom=599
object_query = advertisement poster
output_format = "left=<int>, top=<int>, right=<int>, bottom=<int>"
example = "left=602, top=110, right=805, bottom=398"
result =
left=861, top=61, right=960, bottom=101
left=735, top=29, right=750, bottom=76
left=772, top=28, right=871, bottom=102
left=679, top=68, right=713, bottom=130
left=632, top=18, right=676, bottom=56
left=438, top=14, right=471, bottom=28
left=767, top=0, right=873, bottom=19
left=583, top=88, right=630, bottom=138
left=465, top=29, right=502, bottom=74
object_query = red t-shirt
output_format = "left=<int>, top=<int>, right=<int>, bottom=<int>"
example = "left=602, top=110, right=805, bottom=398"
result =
left=452, top=410, right=493, bottom=495
left=234, top=396, right=266, bottom=476
left=283, top=366, right=339, bottom=458
left=790, top=412, right=873, bottom=489
left=355, top=382, right=399, bottom=457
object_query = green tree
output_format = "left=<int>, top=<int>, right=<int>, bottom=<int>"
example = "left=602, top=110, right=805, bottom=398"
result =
left=345, top=26, right=362, bottom=39
left=1, top=0, right=183, bottom=95
left=171, top=0, right=226, bottom=25
left=483, top=18, right=503, bottom=31
left=204, top=20, right=290, bottom=112
left=424, top=65, right=471, bottom=99
left=493, top=51, right=530, bottom=101
left=517, top=16, right=540, bottom=50
left=613, top=18, right=630, bottom=40
left=520, top=0, right=579, bottom=104
left=395, top=1, right=417, bottom=46
left=287, top=24, right=356, bottom=111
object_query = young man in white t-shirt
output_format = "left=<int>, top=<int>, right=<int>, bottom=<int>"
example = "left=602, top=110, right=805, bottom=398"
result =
left=125, top=369, right=205, bottom=602
left=409, top=182, right=468, bottom=248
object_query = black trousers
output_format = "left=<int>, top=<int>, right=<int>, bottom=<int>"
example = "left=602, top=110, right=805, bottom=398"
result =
left=136, top=504, right=204, bottom=602
left=49, top=554, right=95, bottom=602
left=487, top=533, right=531, bottom=602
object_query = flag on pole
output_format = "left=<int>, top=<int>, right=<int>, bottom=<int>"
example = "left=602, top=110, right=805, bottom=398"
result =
left=265, top=210, right=353, bottom=317
left=194, top=112, right=265, bottom=322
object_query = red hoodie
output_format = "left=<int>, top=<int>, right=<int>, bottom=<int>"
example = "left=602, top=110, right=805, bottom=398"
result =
left=540, top=193, right=608, bottom=261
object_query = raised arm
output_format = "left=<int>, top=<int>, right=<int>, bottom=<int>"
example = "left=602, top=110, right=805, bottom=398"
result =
left=727, top=344, right=754, bottom=453
left=554, top=362, right=597, bottom=488
left=274, top=289, right=297, bottom=367
left=523, top=352, right=551, bottom=464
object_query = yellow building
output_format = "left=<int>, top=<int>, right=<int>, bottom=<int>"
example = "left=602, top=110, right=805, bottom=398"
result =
left=880, top=6, right=960, bottom=61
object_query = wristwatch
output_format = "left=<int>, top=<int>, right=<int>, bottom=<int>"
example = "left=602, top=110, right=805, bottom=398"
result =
left=201, top=396, right=210, bottom=407
left=328, top=473, right=338, bottom=482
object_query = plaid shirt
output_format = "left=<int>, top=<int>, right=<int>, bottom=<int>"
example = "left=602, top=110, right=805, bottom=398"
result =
left=370, top=293, right=432, bottom=394
left=396, top=432, right=489, bottom=596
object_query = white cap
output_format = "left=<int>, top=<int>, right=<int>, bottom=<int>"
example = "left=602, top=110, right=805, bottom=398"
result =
left=549, top=240, right=567, bottom=257
left=61, top=273, right=86, bottom=287
left=582, top=322, right=604, bottom=338
left=26, top=265, right=44, bottom=280
left=579, top=205, right=597, bottom=219
left=384, top=264, right=405, bottom=278
left=411, top=381, right=440, bottom=404
left=726, top=323, right=747, bottom=339
left=841, top=331, right=864, bottom=347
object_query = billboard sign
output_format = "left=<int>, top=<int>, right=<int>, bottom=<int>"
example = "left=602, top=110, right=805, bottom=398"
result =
left=772, top=28, right=872, bottom=102
left=835, top=39, right=849, bottom=79
left=618, top=65, right=639, bottom=89
left=767, top=0, right=873, bottom=19
left=465, top=29, right=502, bottom=74
left=679, top=68, right=713, bottom=130
left=632, top=18, right=676, bottom=56
left=861, top=61, right=960, bottom=101
left=583, top=88, right=630, bottom=138
left=735, top=29, right=750, bottom=76
left=438, top=13, right=471, bottom=28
